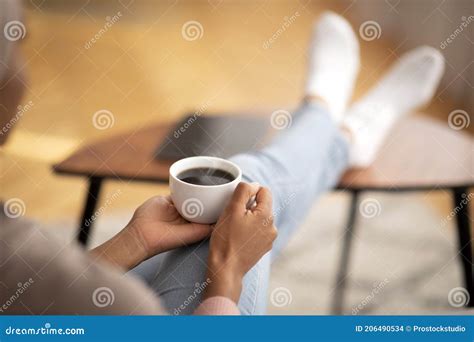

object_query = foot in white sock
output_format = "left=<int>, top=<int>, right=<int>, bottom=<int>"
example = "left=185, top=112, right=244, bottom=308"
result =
left=343, top=46, right=445, bottom=167
left=305, top=12, right=360, bottom=122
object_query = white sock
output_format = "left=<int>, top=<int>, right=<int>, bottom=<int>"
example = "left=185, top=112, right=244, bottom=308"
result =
left=305, top=12, right=360, bottom=122
left=343, top=46, right=445, bottom=167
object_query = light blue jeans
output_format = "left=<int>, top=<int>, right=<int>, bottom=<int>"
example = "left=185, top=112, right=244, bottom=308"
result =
left=130, top=103, right=349, bottom=314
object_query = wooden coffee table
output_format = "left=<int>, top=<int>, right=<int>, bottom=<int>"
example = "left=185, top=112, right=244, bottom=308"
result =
left=54, top=115, right=473, bottom=310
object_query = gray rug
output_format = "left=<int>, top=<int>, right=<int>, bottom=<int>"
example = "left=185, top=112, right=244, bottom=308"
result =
left=44, top=192, right=471, bottom=315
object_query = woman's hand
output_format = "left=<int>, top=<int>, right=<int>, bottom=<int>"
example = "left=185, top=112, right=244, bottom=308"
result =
left=203, top=182, right=278, bottom=303
left=90, top=196, right=212, bottom=270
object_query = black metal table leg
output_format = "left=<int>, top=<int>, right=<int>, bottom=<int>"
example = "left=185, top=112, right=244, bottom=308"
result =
left=77, top=177, right=103, bottom=246
left=331, top=190, right=360, bottom=314
left=452, top=187, right=473, bottom=307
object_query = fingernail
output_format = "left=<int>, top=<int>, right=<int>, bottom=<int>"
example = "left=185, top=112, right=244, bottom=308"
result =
left=251, top=182, right=260, bottom=186
left=246, top=195, right=257, bottom=210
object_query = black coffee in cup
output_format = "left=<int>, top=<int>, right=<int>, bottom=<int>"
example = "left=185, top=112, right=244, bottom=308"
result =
left=177, top=167, right=235, bottom=186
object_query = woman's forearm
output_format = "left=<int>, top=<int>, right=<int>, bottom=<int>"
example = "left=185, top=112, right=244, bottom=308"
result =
left=89, top=225, right=147, bottom=271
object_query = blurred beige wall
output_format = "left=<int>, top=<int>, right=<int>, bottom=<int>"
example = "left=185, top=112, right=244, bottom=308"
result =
left=348, top=0, right=473, bottom=125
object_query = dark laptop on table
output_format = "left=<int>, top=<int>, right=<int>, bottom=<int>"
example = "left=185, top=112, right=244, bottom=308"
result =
left=155, top=113, right=271, bottom=160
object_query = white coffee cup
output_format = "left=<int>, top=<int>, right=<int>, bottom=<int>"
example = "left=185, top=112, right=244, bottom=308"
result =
left=169, top=156, right=242, bottom=224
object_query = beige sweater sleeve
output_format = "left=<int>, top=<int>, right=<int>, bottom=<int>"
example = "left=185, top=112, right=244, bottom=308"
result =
left=0, top=211, right=165, bottom=315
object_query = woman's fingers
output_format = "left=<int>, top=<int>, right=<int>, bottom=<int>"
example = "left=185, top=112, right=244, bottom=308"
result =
left=255, top=186, right=273, bottom=214
left=229, top=182, right=260, bottom=209
left=167, top=223, right=213, bottom=247
left=228, top=182, right=273, bottom=215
